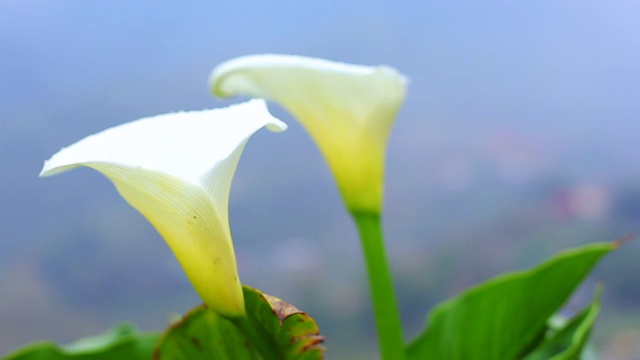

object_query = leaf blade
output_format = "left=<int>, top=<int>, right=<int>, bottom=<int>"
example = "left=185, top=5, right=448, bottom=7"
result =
left=154, top=286, right=324, bottom=360
left=406, top=242, right=615, bottom=360
left=4, top=324, right=160, bottom=360
left=523, top=287, right=602, bottom=360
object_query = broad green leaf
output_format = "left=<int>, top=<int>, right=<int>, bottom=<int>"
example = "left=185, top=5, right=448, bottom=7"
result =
left=154, top=285, right=324, bottom=360
left=4, top=324, right=159, bottom=360
left=406, top=242, right=616, bottom=360
left=153, top=305, right=258, bottom=359
left=523, top=287, right=601, bottom=360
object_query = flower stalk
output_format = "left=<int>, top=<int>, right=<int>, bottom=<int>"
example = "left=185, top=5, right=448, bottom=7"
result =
left=353, top=211, right=405, bottom=360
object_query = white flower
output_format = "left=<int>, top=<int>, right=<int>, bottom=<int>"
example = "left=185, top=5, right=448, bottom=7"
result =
left=40, top=100, right=287, bottom=318
left=210, top=54, right=407, bottom=214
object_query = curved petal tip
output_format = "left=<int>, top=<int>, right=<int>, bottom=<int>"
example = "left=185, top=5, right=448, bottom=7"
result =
left=209, top=54, right=408, bottom=99
left=39, top=99, right=286, bottom=180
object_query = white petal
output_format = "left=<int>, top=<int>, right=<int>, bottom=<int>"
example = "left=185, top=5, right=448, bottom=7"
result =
left=41, top=99, right=286, bottom=182
left=40, top=99, right=286, bottom=317
left=210, top=55, right=407, bottom=213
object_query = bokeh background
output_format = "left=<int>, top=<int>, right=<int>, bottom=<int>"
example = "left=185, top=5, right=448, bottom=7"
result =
left=2, top=1, right=640, bottom=358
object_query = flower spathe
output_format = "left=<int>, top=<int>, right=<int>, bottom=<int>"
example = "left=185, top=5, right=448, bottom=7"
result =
left=40, top=100, right=287, bottom=318
left=209, top=54, right=407, bottom=214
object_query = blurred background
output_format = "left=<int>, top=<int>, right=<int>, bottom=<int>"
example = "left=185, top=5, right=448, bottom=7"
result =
left=1, top=1, right=640, bottom=358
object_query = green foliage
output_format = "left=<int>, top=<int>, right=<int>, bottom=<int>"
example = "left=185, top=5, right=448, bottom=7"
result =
left=406, top=242, right=615, bottom=360
left=154, top=285, right=324, bottom=360
left=4, top=324, right=159, bottom=360
left=523, top=288, right=601, bottom=360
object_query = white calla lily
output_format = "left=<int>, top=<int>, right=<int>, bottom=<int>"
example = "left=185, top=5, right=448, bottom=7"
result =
left=209, top=54, right=407, bottom=214
left=40, top=99, right=287, bottom=318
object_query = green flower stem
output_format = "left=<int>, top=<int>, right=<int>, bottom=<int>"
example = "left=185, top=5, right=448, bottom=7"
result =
left=353, top=211, right=405, bottom=360
left=229, top=314, right=284, bottom=360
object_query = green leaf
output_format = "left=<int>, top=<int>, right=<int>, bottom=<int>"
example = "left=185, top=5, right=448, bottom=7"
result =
left=523, top=287, right=602, bottom=360
left=154, top=285, right=324, bottom=360
left=406, top=242, right=616, bottom=360
left=4, top=324, right=160, bottom=360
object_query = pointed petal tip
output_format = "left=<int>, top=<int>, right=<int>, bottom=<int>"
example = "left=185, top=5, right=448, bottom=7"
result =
left=376, top=65, right=410, bottom=86
left=38, top=165, right=51, bottom=178
left=39, top=151, right=75, bottom=178
left=238, top=98, right=287, bottom=132
left=266, top=121, right=287, bottom=133
left=38, top=161, right=49, bottom=177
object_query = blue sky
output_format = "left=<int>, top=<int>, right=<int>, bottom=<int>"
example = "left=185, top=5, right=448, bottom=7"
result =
left=2, top=1, right=640, bottom=356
